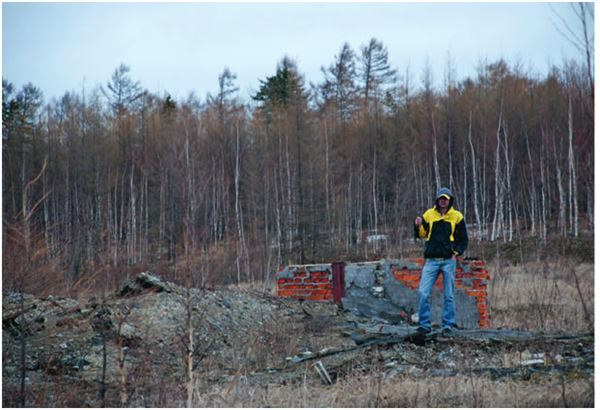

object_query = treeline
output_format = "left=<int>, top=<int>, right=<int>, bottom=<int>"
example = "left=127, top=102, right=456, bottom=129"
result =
left=2, top=38, right=594, bottom=291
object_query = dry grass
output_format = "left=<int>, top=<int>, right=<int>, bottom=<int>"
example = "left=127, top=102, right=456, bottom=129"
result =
left=189, top=372, right=593, bottom=408
left=488, top=259, right=594, bottom=332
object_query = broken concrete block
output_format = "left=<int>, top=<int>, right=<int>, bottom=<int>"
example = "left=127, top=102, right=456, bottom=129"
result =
left=118, top=272, right=172, bottom=296
left=344, top=263, right=377, bottom=289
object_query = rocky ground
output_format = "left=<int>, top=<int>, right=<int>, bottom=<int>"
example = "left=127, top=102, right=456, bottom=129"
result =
left=2, top=272, right=594, bottom=407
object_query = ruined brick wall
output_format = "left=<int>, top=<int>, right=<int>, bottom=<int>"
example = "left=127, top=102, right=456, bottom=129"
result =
left=276, top=264, right=334, bottom=301
left=277, top=259, right=490, bottom=328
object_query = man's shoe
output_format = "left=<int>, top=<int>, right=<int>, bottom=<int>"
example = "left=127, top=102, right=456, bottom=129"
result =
left=441, top=327, right=454, bottom=337
left=416, top=326, right=431, bottom=334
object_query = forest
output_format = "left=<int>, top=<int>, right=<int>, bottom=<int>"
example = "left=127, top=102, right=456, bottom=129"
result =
left=2, top=37, right=594, bottom=294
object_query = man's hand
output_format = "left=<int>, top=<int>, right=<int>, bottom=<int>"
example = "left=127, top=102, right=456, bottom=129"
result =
left=415, top=216, right=422, bottom=226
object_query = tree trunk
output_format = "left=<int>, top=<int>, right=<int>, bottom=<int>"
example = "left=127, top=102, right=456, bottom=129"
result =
left=491, top=109, right=503, bottom=240
left=468, top=111, right=482, bottom=239
left=159, top=171, right=165, bottom=259
left=285, top=130, right=293, bottom=256
left=234, top=122, right=249, bottom=282
left=274, top=172, right=282, bottom=264
left=431, top=112, right=441, bottom=190
left=551, top=128, right=566, bottom=237
left=42, top=172, right=52, bottom=258
left=262, top=172, right=272, bottom=290
left=539, top=135, right=548, bottom=242
left=372, top=148, right=378, bottom=239
left=502, top=119, right=513, bottom=241
left=567, top=92, right=578, bottom=237
left=524, top=131, right=537, bottom=236
left=129, top=165, right=136, bottom=265
left=346, top=170, right=352, bottom=252
left=324, top=118, right=331, bottom=232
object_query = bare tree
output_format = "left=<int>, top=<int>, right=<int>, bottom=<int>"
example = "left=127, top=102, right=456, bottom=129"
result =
left=468, top=111, right=483, bottom=238
left=551, top=3, right=594, bottom=98
left=566, top=91, right=578, bottom=236
left=359, top=38, right=397, bottom=108
left=102, top=63, right=144, bottom=117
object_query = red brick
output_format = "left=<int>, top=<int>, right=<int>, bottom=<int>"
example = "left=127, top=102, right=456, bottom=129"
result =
left=282, top=284, right=316, bottom=290
left=474, top=271, right=490, bottom=279
left=398, top=276, right=420, bottom=283
left=289, top=291, right=315, bottom=298
left=306, top=294, right=333, bottom=301
left=395, top=274, right=420, bottom=282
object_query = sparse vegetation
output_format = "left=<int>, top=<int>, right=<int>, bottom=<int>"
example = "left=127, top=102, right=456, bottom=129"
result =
left=191, top=372, right=593, bottom=408
left=2, top=238, right=594, bottom=407
left=489, top=260, right=593, bottom=332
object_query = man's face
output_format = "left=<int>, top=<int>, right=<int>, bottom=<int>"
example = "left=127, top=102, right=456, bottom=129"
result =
left=437, top=196, right=449, bottom=208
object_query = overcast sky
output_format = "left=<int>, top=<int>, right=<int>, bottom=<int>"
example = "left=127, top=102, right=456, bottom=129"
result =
left=2, top=2, right=587, bottom=102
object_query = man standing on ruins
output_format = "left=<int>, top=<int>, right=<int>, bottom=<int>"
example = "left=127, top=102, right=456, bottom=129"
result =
left=414, top=187, right=468, bottom=336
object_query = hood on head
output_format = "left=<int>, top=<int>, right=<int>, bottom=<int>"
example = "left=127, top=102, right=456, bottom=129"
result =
left=435, top=187, right=454, bottom=208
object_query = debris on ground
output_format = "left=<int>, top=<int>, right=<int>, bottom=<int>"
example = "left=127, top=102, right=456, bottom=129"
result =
left=2, top=272, right=594, bottom=407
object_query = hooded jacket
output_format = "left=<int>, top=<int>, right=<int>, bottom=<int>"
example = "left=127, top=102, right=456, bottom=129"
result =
left=414, top=188, right=468, bottom=259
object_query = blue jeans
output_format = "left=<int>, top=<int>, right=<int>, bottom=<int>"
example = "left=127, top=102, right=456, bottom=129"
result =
left=418, top=258, right=456, bottom=330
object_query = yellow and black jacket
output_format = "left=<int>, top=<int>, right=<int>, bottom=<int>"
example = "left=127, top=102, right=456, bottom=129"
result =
left=415, top=206, right=468, bottom=259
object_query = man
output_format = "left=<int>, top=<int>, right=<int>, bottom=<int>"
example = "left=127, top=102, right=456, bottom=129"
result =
left=414, top=187, right=468, bottom=336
